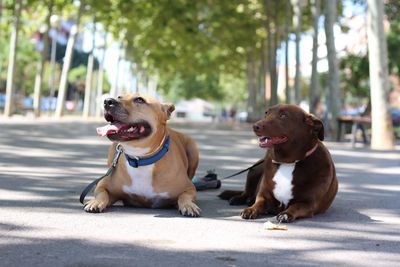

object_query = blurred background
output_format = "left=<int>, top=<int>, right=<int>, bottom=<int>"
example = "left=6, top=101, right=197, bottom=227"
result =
left=0, top=0, right=398, bottom=149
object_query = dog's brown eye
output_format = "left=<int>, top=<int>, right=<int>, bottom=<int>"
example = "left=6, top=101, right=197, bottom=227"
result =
left=133, top=97, right=146, bottom=104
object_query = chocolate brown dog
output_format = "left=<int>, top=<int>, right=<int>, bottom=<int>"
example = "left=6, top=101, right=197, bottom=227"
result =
left=220, top=104, right=338, bottom=222
left=84, top=94, right=201, bottom=217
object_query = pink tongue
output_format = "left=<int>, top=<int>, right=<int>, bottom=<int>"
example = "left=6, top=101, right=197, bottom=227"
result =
left=97, top=122, right=124, bottom=137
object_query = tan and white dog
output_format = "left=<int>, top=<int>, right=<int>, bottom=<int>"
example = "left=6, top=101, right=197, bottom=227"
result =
left=84, top=94, right=201, bottom=217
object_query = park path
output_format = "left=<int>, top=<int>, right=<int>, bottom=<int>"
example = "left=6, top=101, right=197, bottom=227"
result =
left=0, top=118, right=399, bottom=267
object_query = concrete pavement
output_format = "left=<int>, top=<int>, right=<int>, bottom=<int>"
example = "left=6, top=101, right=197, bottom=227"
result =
left=0, top=118, right=399, bottom=267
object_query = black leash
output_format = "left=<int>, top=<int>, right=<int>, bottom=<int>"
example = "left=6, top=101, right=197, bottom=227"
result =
left=79, top=144, right=123, bottom=205
left=80, top=143, right=264, bottom=203
left=220, top=159, right=264, bottom=180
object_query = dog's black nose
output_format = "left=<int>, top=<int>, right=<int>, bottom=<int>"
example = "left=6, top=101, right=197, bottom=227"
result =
left=253, top=123, right=262, bottom=132
left=104, top=98, right=118, bottom=109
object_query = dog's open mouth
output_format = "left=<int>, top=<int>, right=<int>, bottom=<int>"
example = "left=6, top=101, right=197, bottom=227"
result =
left=97, top=121, right=152, bottom=141
left=259, top=136, right=288, bottom=148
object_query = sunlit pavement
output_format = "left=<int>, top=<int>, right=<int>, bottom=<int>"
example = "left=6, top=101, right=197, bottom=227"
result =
left=0, top=118, right=399, bottom=267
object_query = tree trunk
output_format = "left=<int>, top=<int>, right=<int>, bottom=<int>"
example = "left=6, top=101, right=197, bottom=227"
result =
left=4, top=0, right=22, bottom=117
left=367, top=0, right=395, bottom=149
left=324, top=0, right=341, bottom=137
left=0, top=0, right=3, bottom=32
left=263, top=0, right=278, bottom=106
left=110, top=45, right=121, bottom=98
left=270, top=9, right=279, bottom=106
left=246, top=51, right=258, bottom=122
left=148, top=73, right=158, bottom=96
left=55, top=3, right=83, bottom=118
left=259, top=38, right=266, bottom=104
left=0, top=0, right=2, bottom=94
left=33, top=0, right=54, bottom=117
left=285, top=0, right=291, bottom=104
left=49, top=15, right=61, bottom=99
left=135, top=62, right=143, bottom=93
left=292, top=0, right=303, bottom=104
left=264, top=0, right=271, bottom=105
left=310, top=0, right=320, bottom=114
left=95, top=31, right=107, bottom=117
left=83, top=17, right=96, bottom=118
left=120, top=60, right=126, bottom=93
left=82, top=54, right=94, bottom=118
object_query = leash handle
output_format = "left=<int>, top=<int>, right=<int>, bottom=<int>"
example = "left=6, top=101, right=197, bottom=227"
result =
left=79, top=144, right=123, bottom=205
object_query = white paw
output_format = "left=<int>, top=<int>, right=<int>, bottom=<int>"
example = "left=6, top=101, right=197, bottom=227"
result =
left=179, top=202, right=201, bottom=217
left=277, top=212, right=293, bottom=223
left=84, top=199, right=107, bottom=213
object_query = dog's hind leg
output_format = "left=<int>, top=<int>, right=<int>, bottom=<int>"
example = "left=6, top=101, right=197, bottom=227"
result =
left=185, top=136, right=199, bottom=180
left=218, top=190, right=243, bottom=200
left=220, top=159, right=264, bottom=206
left=234, top=160, right=264, bottom=206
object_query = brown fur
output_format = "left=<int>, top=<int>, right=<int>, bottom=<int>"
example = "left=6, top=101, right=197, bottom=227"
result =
left=223, top=104, right=338, bottom=222
left=84, top=94, right=201, bottom=216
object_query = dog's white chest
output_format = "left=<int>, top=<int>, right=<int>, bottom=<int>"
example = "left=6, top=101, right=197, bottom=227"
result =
left=122, top=160, right=169, bottom=200
left=272, top=163, right=295, bottom=206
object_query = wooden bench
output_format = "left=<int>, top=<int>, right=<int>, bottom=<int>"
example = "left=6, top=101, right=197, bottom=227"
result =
left=337, top=115, right=371, bottom=147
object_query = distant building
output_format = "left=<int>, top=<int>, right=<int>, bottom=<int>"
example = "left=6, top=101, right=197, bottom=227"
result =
left=173, top=99, right=214, bottom=121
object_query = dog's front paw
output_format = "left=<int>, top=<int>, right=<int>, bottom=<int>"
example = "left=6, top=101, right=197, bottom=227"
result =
left=179, top=202, right=201, bottom=217
left=276, top=211, right=294, bottom=223
left=240, top=207, right=259, bottom=219
left=84, top=199, right=107, bottom=213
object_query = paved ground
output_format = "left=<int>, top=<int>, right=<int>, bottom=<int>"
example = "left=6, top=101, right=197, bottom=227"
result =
left=0, top=118, right=399, bottom=267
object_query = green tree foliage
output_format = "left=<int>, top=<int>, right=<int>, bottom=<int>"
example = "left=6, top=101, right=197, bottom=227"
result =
left=0, top=0, right=105, bottom=96
left=90, top=0, right=264, bottom=102
left=386, top=0, right=400, bottom=75
left=340, top=54, right=369, bottom=98
left=337, top=0, right=400, bottom=103
left=0, top=0, right=364, bottom=108
left=0, top=34, right=39, bottom=95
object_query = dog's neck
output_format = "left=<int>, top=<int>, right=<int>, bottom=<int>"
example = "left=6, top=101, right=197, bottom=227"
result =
left=304, top=143, right=318, bottom=158
left=122, top=126, right=168, bottom=158
left=122, top=135, right=170, bottom=168
left=271, top=142, right=319, bottom=164
left=122, top=146, right=151, bottom=157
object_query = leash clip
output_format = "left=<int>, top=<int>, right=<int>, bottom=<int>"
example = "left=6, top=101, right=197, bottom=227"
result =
left=112, top=144, right=123, bottom=167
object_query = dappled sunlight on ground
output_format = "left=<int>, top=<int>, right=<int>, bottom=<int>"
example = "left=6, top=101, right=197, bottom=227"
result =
left=0, top=120, right=399, bottom=266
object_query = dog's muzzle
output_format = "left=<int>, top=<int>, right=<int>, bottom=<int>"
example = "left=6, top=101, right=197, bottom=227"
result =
left=104, top=98, right=119, bottom=111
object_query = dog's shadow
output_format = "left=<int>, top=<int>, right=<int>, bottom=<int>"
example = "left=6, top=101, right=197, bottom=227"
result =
left=311, top=196, right=382, bottom=224
left=196, top=192, right=379, bottom=224
left=92, top=192, right=378, bottom=224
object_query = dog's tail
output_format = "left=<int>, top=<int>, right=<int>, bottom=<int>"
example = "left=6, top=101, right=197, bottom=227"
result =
left=218, top=190, right=243, bottom=200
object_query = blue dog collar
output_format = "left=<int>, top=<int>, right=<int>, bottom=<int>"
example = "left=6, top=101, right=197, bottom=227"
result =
left=124, top=136, right=170, bottom=168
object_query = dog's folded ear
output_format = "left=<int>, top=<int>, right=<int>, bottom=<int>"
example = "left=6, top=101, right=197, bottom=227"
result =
left=162, top=103, right=175, bottom=120
left=305, top=114, right=324, bottom=141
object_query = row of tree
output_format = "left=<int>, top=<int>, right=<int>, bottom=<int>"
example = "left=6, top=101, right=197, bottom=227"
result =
left=0, top=0, right=396, bottom=149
